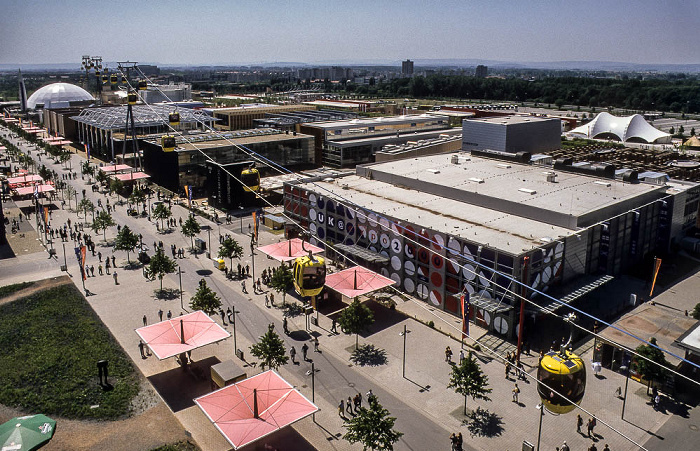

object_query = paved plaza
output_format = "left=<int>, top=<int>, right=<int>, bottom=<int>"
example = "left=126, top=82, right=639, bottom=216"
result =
left=1, top=125, right=698, bottom=451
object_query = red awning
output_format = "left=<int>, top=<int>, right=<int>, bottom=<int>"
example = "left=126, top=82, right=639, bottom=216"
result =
left=195, top=370, right=318, bottom=450
left=113, top=171, right=150, bottom=182
left=100, top=164, right=131, bottom=173
left=14, top=184, right=55, bottom=196
left=135, top=310, right=230, bottom=360
left=257, top=238, right=323, bottom=262
left=324, top=265, right=396, bottom=298
left=7, top=174, right=44, bottom=185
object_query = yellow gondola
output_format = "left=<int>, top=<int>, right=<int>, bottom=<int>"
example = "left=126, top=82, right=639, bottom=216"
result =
left=127, top=90, right=138, bottom=105
left=95, top=70, right=101, bottom=76
left=293, top=254, right=326, bottom=297
left=101, top=74, right=108, bottom=83
left=241, top=167, right=260, bottom=192
left=110, top=74, right=118, bottom=85
left=138, top=80, right=148, bottom=91
left=161, top=135, right=176, bottom=152
left=121, top=75, right=127, bottom=83
left=169, top=112, right=180, bottom=128
left=537, top=348, right=586, bottom=414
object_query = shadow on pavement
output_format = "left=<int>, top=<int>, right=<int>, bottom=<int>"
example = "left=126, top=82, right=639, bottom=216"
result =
left=147, top=356, right=221, bottom=412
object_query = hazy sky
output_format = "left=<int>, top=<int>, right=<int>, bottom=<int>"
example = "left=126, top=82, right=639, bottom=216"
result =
left=0, top=0, right=698, bottom=66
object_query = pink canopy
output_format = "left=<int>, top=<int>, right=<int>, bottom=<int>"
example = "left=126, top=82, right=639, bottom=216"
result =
left=3, top=118, right=19, bottom=123
left=114, top=171, right=150, bottom=182
left=14, top=184, right=55, bottom=196
left=0, top=146, right=6, bottom=150
left=7, top=174, right=43, bottom=185
left=195, top=370, right=318, bottom=450
left=52, top=140, right=73, bottom=146
left=100, top=164, right=131, bottom=173
left=324, top=265, right=396, bottom=298
left=135, top=310, right=230, bottom=359
left=257, top=238, right=323, bottom=262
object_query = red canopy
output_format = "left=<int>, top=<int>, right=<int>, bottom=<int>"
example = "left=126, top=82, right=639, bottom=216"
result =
left=257, top=238, right=323, bottom=262
left=135, top=310, right=230, bottom=359
left=14, top=184, right=55, bottom=196
left=195, top=370, right=318, bottom=450
left=113, top=171, right=150, bottom=182
left=7, top=174, right=43, bottom=185
left=100, top=164, right=131, bottom=173
left=324, top=265, right=396, bottom=298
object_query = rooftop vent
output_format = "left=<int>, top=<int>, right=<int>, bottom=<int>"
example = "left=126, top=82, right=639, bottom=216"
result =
left=469, top=177, right=484, bottom=183
left=594, top=181, right=611, bottom=187
left=519, top=188, right=537, bottom=195
left=426, top=169, right=441, bottom=174
left=451, top=154, right=460, bottom=164
left=497, top=163, right=511, bottom=169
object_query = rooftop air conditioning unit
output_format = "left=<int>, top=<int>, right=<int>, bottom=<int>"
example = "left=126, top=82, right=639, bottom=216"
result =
left=451, top=154, right=459, bottom=164
left=546, top=173, right=557, bottom=183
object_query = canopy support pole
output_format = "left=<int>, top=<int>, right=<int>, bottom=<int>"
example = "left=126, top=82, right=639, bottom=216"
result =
left=253, top=388, right=259, bottom=419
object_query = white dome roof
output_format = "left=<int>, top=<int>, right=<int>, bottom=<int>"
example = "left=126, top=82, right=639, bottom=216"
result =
left=27, top=83, right=94, bottom=110
left=571, top=112, right=670, bottom=144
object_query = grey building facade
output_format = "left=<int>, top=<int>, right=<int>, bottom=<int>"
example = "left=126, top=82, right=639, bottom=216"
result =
left=462, top=116, right=561, bottom=154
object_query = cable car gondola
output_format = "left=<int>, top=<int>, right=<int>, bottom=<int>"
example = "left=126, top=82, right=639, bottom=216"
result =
left=138, top=80, right=148, bottom=91
left=127, top=90, right=138, bottom=106
left=169, top=111, right=180, bottom=128
left=95, top=70, right=101, bottom=76
left=110, top=74, right=118, bottom=85
left=101, top=74, right=108, bottom=83
left=537, top=314, right=586, bottom=414
left=161, top=135, right=176, bottom=152
left=121, top=75, right=127, bottom=83
left=241, top=167, right=260, bottom=192
left=293, top=254, right=326, bottom=298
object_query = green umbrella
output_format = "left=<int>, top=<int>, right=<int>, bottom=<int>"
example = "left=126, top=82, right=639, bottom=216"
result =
left=0, top=414, right=56, bottom=451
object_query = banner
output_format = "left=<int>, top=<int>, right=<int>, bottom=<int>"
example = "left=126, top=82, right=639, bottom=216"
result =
left=649, top=257, right=662, bottom=297
left=184, top=185, right=192, bottom=208
left=80, top=246, right=87, bottom=281
left=43, top=206, right=49, bottom=225
left=85, top=143, right=90, bottom=160
left=252, top=211, right=258, bottom=241
left=460, top=293, right=470, bottom=339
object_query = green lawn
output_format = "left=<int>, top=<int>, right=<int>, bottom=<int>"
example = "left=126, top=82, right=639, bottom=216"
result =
left=0, top=283, right=140, bottom=420
left=0, top=281, right=34, bottom=299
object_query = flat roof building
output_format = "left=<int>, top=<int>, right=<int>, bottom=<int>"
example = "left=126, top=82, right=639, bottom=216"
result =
left=206, top=104, right=317, bottom=131
left=283, top=152, right=699, bottom=339
left=462, top=115, right=561, bottom=154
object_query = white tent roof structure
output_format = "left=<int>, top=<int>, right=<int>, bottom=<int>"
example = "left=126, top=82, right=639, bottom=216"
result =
left=27, top=83, right=94, bottom=110
left=571, top=112, right=671, bottom=144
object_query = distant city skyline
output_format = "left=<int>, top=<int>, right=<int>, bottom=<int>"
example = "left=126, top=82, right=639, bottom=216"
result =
left=0, top=0, right=698, bottom=67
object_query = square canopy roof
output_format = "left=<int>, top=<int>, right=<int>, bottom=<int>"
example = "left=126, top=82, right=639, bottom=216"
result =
left=100, top=164, right=131, bottom=173
left=114, top=171, right=150, bottom=182
left=195, top=370, right=318, bottom=450
left=257, top=238, right=323, bottom=262
left=135, top=310, right=230, bottom=359
left=324, top=265, right=396, bottom=297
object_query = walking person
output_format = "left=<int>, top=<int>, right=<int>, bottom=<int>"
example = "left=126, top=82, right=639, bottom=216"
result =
left=577, top=414, right=583, bottom=433
left=283, top=317, right=289, bottom=335
left=98, top=264, right=103, bottom=275
left=113, top=271, right=118, bottom=285
left=587, top=418, right=594, bottom=437
left=354, top=392, right=362, bottom=410
left=445, top=346, right=452, bottom=363
left=512, top=383, right=520, bottom=403
left=561, top=441, right=570, bottom=451
left=105, top=259, right=110, bottom=274
left=264, top=293, right=269, bottom=307
left=331, top=318, right=337, bottom=333
left=346, top=396, right=353, bottom=415
left=167, top=310, right=172, bottom=320
left=143, top=315, right=147, bottom=326
left=138, top=340, right=146, bottom=359
left=314, top=336, right=320, bottom=352
left=241, top=280, right=247, bottom=294
left=301, top=343, right=309, bottom=361
left=505, top=362, right=511, bottom=379
left=338, top=399, right=345, bottom=418
left=158, top=309, right=163, bottom=321
left=289, top=346, right=296, bottom=364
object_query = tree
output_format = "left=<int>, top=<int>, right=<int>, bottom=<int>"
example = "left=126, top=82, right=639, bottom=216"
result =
left=691, top=127, right=696, bottom=136
left=65, top=186, right=76, bottom=210
left=92, top=210, right=116, bottom=241
left=269, top=264, right=294, bottom=305
left=189, top=278, right=222, bottom=314
left=250, top=324, right=289, bottom=370
left=95, top=169, right=107, bottom=186
left=218, top=236, right=243, bottom=270
left=77, top=198, right=95, bottom=222
left=145, top=248, right=178, bottom=293
left=113, top=225, right=140, bottom=263
left=692, top=302, right=700, bottom=320
left=634, top=337, right=669, bottom=394
left=181, top=215, right=201, bottom=250
left=129, top=187, right=147, bottom=214
left=447, top=351, right=492, bottom=415
left=338, top=298, right=375, bottom=350
left=152, top=203, right=172, bottom=230
left=109, top=178, right=124, bottom=197
left=344, top=396, right=403, bottom=451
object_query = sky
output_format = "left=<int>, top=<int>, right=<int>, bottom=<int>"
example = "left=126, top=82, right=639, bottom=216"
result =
left=0, top=0, right=698, bottom=66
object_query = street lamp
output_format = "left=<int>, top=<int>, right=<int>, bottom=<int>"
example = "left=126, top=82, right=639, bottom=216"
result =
left=399, top=324, right=411, bottom=379
left=231, top=309, right=241, bottom=357
left=621, top=363, right=631, bottom=420
left=305, top=362, right=319, bottom=422
left=178, top=266, right=186, bottom=311
left=535, top=403, right=545, bottom=451
left=250, top=233, right=256, bottom=283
